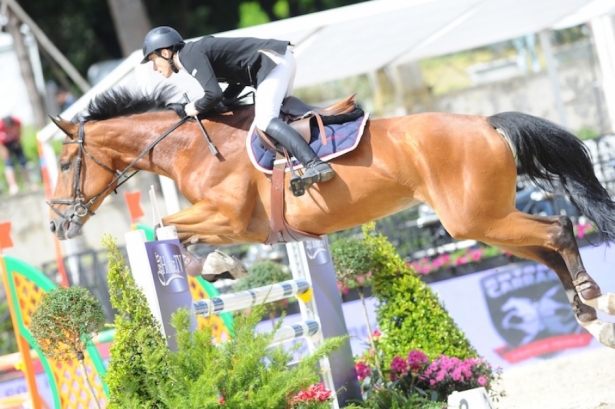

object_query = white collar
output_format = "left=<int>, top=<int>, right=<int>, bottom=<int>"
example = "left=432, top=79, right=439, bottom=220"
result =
left=174, top=49, right=185, bottom=71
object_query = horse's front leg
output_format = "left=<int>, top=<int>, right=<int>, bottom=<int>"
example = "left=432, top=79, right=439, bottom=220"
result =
left=161, top=196, right=263, bottom=245
left=160, top=198, right=259, bottom=282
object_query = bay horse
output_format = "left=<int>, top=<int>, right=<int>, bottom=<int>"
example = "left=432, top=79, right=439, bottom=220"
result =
left=48, top=85, right=615, bottom=349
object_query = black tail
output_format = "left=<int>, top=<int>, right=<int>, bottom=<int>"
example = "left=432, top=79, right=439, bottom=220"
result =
left=487, top=111, right=615, bottom=243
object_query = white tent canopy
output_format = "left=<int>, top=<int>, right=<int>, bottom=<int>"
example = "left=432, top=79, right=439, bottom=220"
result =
left=215, top=0, right=615, bottom=87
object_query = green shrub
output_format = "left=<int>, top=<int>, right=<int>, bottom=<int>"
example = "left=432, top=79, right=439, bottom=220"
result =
left=102, top=235, right=348, bottom=408
left=103, top=235, right=169, bottom=408
left=576, top=126, right=600, bottom=140
left=361, top=225, right=477, bottom=363
left=30, top=286, right=106, bottom=362
left=30, top=285, right=106, bottom=409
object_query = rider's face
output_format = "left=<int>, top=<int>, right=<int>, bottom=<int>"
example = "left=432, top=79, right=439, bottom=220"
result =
left=149, top=50, right=174, bottom=78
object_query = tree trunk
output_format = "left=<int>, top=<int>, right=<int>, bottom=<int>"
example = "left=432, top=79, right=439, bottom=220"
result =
left=106, top=0, right=152, bottom=57
left=6, top=10, right=46, bottom=129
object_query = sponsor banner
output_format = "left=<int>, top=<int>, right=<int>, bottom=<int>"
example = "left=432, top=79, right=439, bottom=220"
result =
left=430, top=243, right=615, bottom=369
left=144, top=239, right=196, bottom=350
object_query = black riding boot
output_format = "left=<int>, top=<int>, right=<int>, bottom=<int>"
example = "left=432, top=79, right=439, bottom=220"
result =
left=265, top=118, right=334, bottom=191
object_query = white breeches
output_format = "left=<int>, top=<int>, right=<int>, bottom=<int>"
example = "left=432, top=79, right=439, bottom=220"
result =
left=254, top=48, right=296, bottom=131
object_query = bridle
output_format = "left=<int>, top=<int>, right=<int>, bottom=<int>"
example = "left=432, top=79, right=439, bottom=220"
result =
left=48, top=116, right=190, bottom=224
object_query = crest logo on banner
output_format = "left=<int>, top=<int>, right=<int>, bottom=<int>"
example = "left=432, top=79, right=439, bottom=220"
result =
left=145, top=240, right=191, bottom=294
left=480, top=262, right=592, bottom=363
left=305, top=240, right=329, bottom=265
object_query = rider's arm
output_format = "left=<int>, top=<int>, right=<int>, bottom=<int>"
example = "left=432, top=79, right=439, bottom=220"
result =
left=180, top=54, right=223, bottom=114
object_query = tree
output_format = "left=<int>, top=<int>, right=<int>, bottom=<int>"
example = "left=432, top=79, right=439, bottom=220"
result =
left=5, top=8, right=46, bottom=128
left=106, top=0, right=151, bottom=57
left=30, top=286, right=106, bottom=409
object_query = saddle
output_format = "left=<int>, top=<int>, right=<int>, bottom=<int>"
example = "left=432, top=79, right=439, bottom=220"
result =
left=256, top=94, right=357, bottom=152
left=262, top=94, right=358, bottom=245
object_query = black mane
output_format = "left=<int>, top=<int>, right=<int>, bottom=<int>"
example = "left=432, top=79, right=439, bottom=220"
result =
left=73, top=84, right=179, bottom=123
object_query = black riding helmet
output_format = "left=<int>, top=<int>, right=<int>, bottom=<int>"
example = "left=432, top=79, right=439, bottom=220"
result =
left=140, top=26, right=185, bottom=65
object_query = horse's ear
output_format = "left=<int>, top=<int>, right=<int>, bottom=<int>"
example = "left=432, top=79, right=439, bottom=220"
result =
left=49, top=115, right=75, bottom=136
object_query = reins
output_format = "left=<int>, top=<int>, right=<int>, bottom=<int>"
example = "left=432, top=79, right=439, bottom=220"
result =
left=48, top=116, right=191, bottom=222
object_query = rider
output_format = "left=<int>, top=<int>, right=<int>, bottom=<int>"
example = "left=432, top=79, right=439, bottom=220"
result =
left=140, top=26, right=334, bottom=192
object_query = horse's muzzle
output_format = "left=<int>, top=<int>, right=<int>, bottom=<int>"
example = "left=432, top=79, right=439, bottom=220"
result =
left=49, top=213, right=84, bottom=240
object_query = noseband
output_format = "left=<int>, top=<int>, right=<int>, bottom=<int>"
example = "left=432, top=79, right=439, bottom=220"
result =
left=48, top=117, right=190, bottom=224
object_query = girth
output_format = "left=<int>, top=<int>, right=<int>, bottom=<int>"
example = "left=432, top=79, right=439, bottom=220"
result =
left=266, top=154, right=322, bottom=244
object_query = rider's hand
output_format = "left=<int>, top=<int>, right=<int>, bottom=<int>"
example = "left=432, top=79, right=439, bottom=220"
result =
left=183, top=101, right=199, bottom=117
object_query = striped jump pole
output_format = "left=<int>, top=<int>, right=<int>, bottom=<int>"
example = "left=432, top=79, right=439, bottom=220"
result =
left=270, top=320, right=320, bottom=346
left=193, top=279, right=311, bottom=316
left=192, top=280, right=319, bottom=347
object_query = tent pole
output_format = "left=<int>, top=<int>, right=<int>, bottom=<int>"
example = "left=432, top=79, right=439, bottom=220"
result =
left=590, top=15, right=615, bottom=134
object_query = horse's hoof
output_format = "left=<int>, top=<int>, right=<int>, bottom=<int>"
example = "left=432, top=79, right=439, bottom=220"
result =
left=181, top=248, right=205, bottom=277
left=576, top=318, right=615, bottom=349
left=575, top=300, right=597, bottom=322
left=202, top=250, right=249, bottom=280
left=580, top=292, right=615, bottom=316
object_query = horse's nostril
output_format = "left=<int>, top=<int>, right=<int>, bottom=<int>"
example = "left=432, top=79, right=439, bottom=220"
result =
left=49, top=221, right=56, bottom=233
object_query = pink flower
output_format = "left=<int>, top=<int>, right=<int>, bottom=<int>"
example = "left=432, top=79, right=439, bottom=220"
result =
left=477, top=376, right=487, bottom=386
left=292, top=383, right=332, bottom=405
left=355, top=361, right=371, bottom=381
left=390, top=356, right=408, bottom=374
left=432, top=257, right=444, bottom=267
left=372, top=329, right=381, bottom=338
left=355, top=275, right=366, bottom=286
left=470, top=248, right=483, bottom=262
left=455, top=256, right=468, bottom=265
left=407, top=350, right=428, bottom=373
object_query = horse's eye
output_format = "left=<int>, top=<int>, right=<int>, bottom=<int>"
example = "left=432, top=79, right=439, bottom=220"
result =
left=60, top=162, right=71, bottom=171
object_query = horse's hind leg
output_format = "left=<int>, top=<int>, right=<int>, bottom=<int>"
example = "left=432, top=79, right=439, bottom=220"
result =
left=443, top=210, right=615, bottom=347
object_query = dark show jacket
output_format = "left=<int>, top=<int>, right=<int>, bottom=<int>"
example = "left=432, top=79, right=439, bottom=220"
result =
left=178, top=36, right=291, bottom=113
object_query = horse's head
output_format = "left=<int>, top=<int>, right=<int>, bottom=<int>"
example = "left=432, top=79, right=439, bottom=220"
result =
left=48, top=84, right=186, bottom=240
left=48, top=117, right=119, bottom=240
